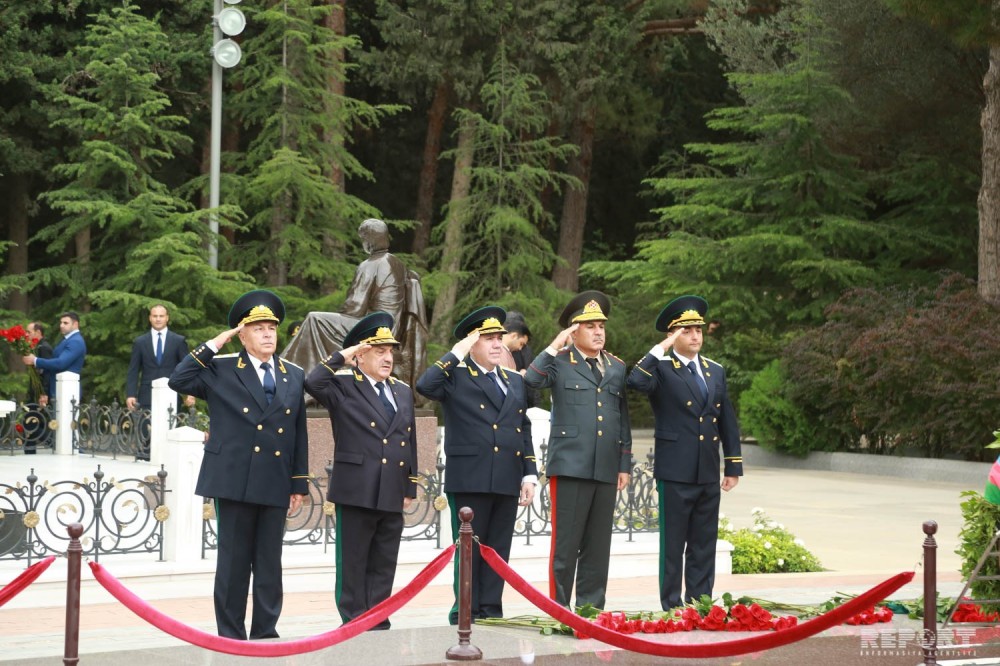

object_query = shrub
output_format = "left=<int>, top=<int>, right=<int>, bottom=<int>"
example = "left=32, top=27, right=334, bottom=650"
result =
left=739, top=360, right=824, bottom=457
left=719, top=509, right=823, bottom=574
left=957, top=491, right=1000, bottom=613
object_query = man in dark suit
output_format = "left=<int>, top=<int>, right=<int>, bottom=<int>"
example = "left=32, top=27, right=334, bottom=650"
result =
left=626, top=295, right=742, bottom=611
left=304, top=311, right=418, bottom=630
left=126, top=304, right=195, bottom=411
left=24, top=322, right=54, bottom=455
left=524, top=291, right=632, bottom=611
left=22, top=311, right=86, bottom=402
left=416, top=306, right=537, bottom=624
left=169, top=290, right=309, bottom=640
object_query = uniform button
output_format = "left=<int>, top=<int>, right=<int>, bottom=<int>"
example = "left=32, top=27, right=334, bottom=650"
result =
left=383, top=438, right=389, bottom=444
left=278, top=428, right=284, bottom=434
left=597, top=388, right=602, bottom=393
left=699, top=435, right=705, bottom=441
left=518, top=409, right=523, bottom=414
left=275, top=451, right=281, bottom=456
left=480, top=404, right=485, bottom=410
left=716, top=403, right=721, bottom=408
left=257, top=424, right=263, bottom=431
left=286, top=409, right=291, bottom=415
left=516, top=427, right=521, bottom=433
left=516, top=451, right=521, bottom=457
left=401, top=441, right=406, bottom=446
left=254, top=446, right=260, bottom=453
left=687, top=401, right=692, bottom=407
left=243, top=407, right=249, bottom=413
left=561, top=431, right=566, bottom=435
left=407, top=427, right=411, bottom=432
left=399, top=461, right=405, bottom=467
left=492, top=424, right=498, bottom=430
left=597, top=415, right=604, bottom=422
left=714, top=436, right=719, bottom=441
left=699, top=417, right=704, bottom=423
left=574, top=384, right=579, bottom=389
left=382, top=458, right=387, bottom=464
left=493, top=446, right=499, bottom=453
left=370, top=421, right=376, bottom=427
left=713, top=417, right=718, bottom=423
left=597, top=430, right=603, bottom=437
left=597, top=402, right=602, bottom=407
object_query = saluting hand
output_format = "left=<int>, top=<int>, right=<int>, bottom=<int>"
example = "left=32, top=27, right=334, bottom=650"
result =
left=212, top=324, right=244, bottom=350
left=450, top=330, right=480, bottom=359
left=548, top=323, right=579, bottom=352
left=340, top=343, right=372, bottom=365
left=658, top=328, right=684, bottom=354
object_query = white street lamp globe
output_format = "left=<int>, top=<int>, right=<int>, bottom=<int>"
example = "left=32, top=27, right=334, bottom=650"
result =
left=212, top=39, right=242, bottom=68
left=217, top=7, right=246, bottom=36
left=222, top=0, right=242, bottom=4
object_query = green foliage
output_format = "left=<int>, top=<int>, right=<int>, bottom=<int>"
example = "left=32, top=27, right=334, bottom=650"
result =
left=957, top=491, right=1000, bottom=613
left=782, top=273, right=1000, bottom=459
left=230, top=0, right=402, bottom=286
left=739, top=360, right=823, bottom=457
left=719, top=509, right=823, bottom=574
left=432, top=47, right=578, bottom=321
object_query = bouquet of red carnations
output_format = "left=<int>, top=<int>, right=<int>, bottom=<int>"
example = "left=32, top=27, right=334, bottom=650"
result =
left=0, top=324, right=43, bottom=399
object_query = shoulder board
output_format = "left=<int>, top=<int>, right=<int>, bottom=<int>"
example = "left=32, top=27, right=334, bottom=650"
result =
left=456, top=361, right=468, bottom=368
left=214, top=353, right=239, bottom=359
left=702, top=356, right=722, bottom=368
left=280, top=359, right=303, bottom=371
left=388, top=376, right=410, bottom=387
left=499, top=365, right=517, bottom=374
left=334, top=368, right=355, bottom=376
left=604, top=351, right=624, bottom=364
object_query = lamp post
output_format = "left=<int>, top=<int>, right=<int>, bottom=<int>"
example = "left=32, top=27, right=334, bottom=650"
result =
left=208, top=0, right=246, bottom=269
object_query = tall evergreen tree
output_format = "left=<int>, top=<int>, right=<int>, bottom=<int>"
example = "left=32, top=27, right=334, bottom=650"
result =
left=230, top=0, right=402, bottom=289
left=32, top=1, right=249, bottom=400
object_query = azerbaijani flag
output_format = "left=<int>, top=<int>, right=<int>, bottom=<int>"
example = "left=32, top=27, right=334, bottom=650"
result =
left=987, top=455, right=1000, bottom=505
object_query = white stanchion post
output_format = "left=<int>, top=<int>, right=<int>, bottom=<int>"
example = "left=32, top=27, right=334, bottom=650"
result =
left=148, top=378, right=178, bottom=469
left=163, top=426, right=206, bottom=563
left=55, top=371, right=80, bottom=455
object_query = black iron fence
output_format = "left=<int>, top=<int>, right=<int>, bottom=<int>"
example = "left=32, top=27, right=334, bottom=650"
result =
left=0, top=465, right=167, bottom=564
left=0, top=402, right=57, bottom=455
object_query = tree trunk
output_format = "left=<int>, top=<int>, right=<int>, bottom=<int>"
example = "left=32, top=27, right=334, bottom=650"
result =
left=412, top=79, right=451, bottom=256
left=552, top=104, right=596, bottom=292
left=4, top=175, right=30, bottom=315
left=979, top=43, right=1000, bottom=305
left=429, top=116, right=476, bottom=340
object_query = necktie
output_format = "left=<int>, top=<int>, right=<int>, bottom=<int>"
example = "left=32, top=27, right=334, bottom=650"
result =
left=688, top=360, right=708, bottom=400
left=376, top=381, right=396, bottom=418
left=486, top=371, right=505, bottom=401
left=155, top=332, right=163, bottom=365
left=261, top=362, right=276, bottom=404
left=586, top=357, right=603, bottom=385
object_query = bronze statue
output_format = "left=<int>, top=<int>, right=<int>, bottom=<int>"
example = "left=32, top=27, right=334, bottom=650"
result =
left=281, top=219, right=428, bottom=388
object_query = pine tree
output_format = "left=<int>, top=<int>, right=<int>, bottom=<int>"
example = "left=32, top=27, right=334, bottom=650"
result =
left=229, top=0, right=402, bottom=289
left=33, top=1, right=250, bottom=400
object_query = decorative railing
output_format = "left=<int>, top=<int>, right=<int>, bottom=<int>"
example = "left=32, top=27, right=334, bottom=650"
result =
left=200, top=461, right=447, bottom=554
left=73, top=398, right=152, bottom=460
left=0, top=402, right=57, bottom=455
left=0, top=466, right=168, bottom=564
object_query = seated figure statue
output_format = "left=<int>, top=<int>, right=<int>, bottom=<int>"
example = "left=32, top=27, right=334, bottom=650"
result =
left=281, top=218, right=428, bottom=387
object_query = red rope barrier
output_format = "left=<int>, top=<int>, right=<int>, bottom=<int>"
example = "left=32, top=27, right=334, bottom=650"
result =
left=0, top=556, right=56, bottom=608
left=479, top=543, right=915, bottom=658
left=88, top=544, right=456, bottom=657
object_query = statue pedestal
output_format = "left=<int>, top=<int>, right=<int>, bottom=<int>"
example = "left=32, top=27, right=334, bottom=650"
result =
left=306, top=408, right=439, bottom=485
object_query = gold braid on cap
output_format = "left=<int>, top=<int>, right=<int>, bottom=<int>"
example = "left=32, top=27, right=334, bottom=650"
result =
left=572, top=299, right=607, bottom=323
left=668, top=309, right=705, bottom=329
left=241, top=305, right=278, bottom=325
left=476, top=317, right=506, bottom=333
left=360, top=326, right=399, bottom=345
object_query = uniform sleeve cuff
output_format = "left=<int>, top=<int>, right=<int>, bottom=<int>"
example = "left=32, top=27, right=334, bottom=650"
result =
left=521, top=474, right=538, bottom=486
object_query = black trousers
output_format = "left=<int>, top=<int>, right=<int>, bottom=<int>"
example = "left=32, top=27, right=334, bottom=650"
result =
left=656, top=479, right=721, bottom=610
left=447, top=492, right=517, bottom=623
left=214, top=498, right=287, bottom=639
left=334, top=504, right=403, bottom=628
left=548, top=475, right=617, bottom=609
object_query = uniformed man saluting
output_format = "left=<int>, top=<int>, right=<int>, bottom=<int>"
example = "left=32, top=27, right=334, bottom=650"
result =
left=416, top=306, right=537, bottom=624
left=304, top=311, right=418, bottom=630
left=169, top=290, right=309, bottom=640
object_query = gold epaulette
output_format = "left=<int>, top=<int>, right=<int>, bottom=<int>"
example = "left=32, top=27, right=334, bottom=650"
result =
left=215, top=353, right=239, bottom=359
left=333, top=367, right=354, bottom=376
left=604, top=351, right=624, bottom=365
left=280, top=358, right=302, bottom=371
left=702, top=356, right=721, bottom=368
left=388, top=376, right=409, bottom=387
